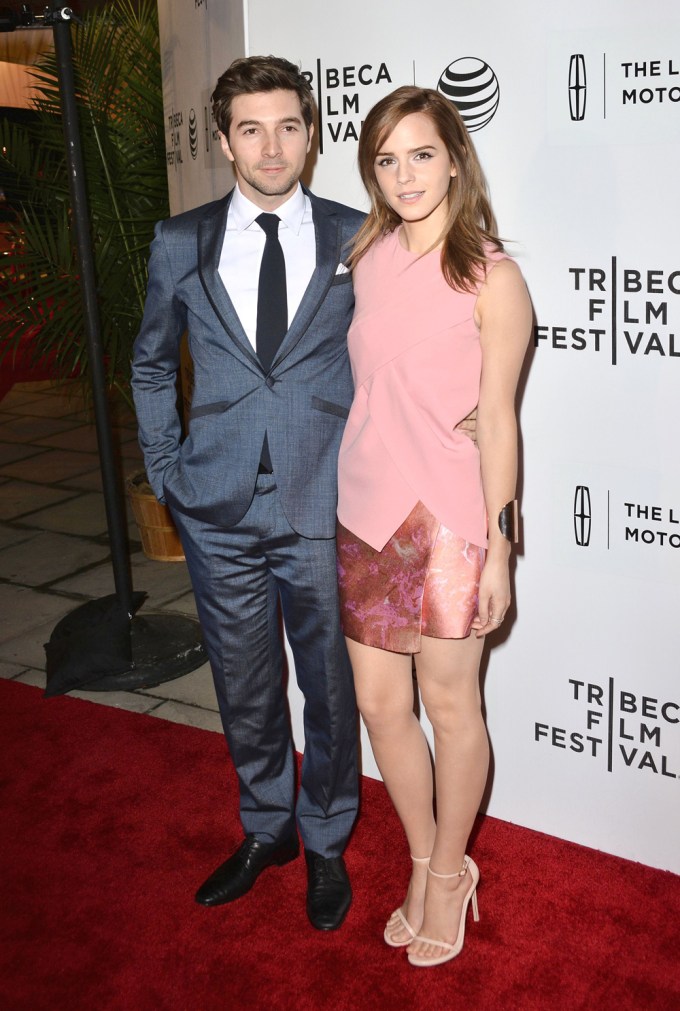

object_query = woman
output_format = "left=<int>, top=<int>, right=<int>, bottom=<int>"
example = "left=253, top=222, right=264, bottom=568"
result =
left=337, top=87, right=531, bottom=967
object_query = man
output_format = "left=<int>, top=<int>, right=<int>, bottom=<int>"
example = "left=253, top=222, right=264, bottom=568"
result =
left=132, top=56, right=362, bottom=931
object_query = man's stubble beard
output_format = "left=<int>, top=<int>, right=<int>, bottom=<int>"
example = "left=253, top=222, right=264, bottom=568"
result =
left=242, top=166, right=301, bottom=199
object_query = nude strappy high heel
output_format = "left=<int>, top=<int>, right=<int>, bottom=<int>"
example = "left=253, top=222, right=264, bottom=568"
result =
left=383, top=854, right=430, bottom=948
left=407, top=855, right=480, bottom=967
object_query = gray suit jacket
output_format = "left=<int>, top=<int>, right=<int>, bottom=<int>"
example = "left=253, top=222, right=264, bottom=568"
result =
left=131, top=188, right=365, bottom=539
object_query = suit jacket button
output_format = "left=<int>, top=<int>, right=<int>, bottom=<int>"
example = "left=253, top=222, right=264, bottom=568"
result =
left=265, top=376, right=276, bottom=389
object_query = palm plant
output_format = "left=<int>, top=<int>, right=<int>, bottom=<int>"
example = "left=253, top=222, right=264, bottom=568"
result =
left=0, top=0, right=168, bottom=405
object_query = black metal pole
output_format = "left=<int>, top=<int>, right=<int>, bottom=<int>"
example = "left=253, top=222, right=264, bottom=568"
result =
left=29, top=3, right=206, bottom=694
left=51, top=9, right=134, bottom=616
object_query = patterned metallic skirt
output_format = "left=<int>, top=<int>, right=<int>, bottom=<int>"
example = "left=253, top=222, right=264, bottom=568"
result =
left=336, top=501, right=485, bottom=654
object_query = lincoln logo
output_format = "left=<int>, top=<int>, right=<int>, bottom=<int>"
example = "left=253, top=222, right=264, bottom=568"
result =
left=569, top=54, right=587, bottom=121
left=574, top=485, right=591, bottom=546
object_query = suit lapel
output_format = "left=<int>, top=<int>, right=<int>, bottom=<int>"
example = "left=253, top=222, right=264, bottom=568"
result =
left=270, top=193, right=343, bottom=371
left=197, top=193, right=262, bottom=372
left=197, top=188, right=344, bottom=375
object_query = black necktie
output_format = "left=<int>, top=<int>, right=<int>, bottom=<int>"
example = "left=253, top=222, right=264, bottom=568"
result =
left=255, top=213, right=287, bottom=472
left=255, top=213, right=287, bottom=373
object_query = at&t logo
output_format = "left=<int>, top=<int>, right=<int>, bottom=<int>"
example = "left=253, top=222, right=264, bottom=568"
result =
left=188, top=109, right=198, bottom=160
left=437, top=57, right=500, bottom=131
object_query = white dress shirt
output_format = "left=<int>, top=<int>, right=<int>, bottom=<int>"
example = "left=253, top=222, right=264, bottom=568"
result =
left=218, top=183, right=316, bottom=352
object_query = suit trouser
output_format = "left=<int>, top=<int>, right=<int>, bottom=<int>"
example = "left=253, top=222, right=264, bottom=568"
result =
left=170, top=473, right=359, bottom=858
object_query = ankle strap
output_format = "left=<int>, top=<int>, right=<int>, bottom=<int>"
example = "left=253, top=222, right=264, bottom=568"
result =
left=410, top=854, right=430, bottom=864
left=428, top=856, right=469, bottom=879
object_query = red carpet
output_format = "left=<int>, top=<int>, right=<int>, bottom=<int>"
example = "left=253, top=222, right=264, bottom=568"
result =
left=1, top=678, right=679, bottom=1011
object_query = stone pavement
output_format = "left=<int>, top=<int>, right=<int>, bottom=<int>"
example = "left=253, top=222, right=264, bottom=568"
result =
left=0, top=380, right=222, bottom=732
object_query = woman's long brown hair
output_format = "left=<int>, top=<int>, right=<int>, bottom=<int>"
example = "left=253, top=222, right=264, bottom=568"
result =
left=348, top=86, right=503, bottom=292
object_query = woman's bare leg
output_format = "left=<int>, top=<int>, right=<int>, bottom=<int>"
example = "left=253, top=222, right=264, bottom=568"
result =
left=347, top=638, right=436, bottom=942
left=407, top=632, right=488, bottom=960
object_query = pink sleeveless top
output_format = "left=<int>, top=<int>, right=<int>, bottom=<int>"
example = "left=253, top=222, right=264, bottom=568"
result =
left=337, top=229, right=508, bottom=552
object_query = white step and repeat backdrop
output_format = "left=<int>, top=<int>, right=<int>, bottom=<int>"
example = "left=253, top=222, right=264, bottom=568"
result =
left=157, top=0, right=680, bottom=873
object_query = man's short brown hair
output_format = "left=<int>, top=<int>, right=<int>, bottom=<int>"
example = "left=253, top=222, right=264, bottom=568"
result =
left=212, top=55, right=315, bottom=138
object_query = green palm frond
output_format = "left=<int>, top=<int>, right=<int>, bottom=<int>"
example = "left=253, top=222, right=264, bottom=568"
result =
left=0, top=0, right=168, bottom=402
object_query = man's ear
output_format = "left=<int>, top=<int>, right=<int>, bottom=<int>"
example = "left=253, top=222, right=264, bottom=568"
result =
left=219, top=131, right=234, bottom=163
left=306, top=122, right=314, bottom=154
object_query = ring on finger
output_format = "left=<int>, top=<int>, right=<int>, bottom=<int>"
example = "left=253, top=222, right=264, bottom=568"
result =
left=490, top=617, right=503, bottom=624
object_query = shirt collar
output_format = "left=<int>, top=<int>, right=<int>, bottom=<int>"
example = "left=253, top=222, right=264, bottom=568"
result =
left=230, top=183, right=306, bottom=235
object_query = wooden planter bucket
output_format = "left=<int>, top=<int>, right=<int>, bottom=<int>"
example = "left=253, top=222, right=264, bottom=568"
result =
left=126, top=471, right=185, bottom=562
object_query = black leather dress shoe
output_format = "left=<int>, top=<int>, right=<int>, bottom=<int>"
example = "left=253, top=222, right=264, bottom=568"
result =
left=305, top=850, right=352, bottom=930
left=195, top=834, right=299, bottom=906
